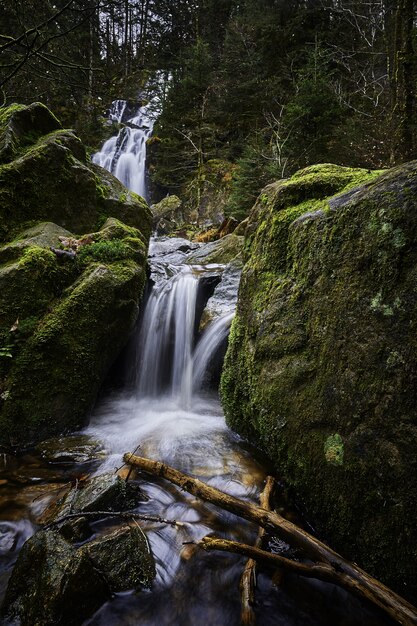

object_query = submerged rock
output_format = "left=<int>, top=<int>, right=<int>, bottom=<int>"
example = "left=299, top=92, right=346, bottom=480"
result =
left=0, top=103, right=152, bottom=447
left=36, top=435, right=106, bottom=465
left=221, top=162, right=417, bottom=601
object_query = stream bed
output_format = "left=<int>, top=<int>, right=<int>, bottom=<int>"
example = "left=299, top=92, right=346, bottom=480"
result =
left=0, top=237, right=395, bottom=626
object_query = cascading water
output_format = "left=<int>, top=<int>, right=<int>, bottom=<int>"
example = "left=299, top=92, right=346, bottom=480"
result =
left=136, top=267, right=199, bottom=407
left=92, top=99, right=154, bottom=199
left=192, top=312, right=234, bottom=393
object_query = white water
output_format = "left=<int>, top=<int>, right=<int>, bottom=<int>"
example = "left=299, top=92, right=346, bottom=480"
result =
left=92, top=99, right=154, bottom=199
left=192, top=312, right=234, bottom=393
left=136, top=267, right=199, bottom=407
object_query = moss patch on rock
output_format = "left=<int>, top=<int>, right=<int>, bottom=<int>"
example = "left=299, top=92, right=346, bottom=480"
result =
left=221, top=162, right=417, bottom=601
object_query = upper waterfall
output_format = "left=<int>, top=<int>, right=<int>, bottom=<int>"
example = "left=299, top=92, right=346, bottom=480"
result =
left=93, top=99, right=154, bottom=200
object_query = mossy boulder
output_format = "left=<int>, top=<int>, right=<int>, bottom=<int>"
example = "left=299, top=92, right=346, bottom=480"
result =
left=151, top=194, right=183, bottom=234
left=0, top=104, right=152, bottom=447
left=221, top=162, right=417, bottom=601
left=0, top=102, right=61, bottom=165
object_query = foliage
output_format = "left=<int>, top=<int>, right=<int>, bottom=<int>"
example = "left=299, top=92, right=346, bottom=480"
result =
left=76, top=239, right=131, bottom=266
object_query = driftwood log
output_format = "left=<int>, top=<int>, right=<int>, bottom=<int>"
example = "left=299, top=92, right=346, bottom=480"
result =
left=123, top=453, right=417, bottom=626
left=240, top=476, right=275, bottom=625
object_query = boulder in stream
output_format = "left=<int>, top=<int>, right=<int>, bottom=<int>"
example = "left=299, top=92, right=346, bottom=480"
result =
left=221, top=162, right=417, bottom=601
left=1, top=524, right=155, bottom=626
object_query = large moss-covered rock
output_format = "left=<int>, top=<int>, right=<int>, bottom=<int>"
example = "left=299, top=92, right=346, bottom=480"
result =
left=0, top=104, right=152, bottom=446
left=221, top=163, right=417, bottom=601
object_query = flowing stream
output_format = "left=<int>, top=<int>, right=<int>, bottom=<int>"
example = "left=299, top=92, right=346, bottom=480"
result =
left=0, top=99, right=395, bottom=626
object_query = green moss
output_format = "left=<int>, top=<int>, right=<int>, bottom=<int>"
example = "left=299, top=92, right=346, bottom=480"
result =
left=324, top=434, right=344, bottom=466
left=18, top=246, right=57, bottom=272
left=76, top=240, right=131, bottom=266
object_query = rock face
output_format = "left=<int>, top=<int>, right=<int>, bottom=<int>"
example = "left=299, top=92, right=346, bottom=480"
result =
left=0, top=103, right=152, bottom=447
left=221, top=163, right=417, bottom=601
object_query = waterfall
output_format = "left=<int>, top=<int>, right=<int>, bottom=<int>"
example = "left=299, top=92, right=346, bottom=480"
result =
left=136, top=267, right=199, bottom=407
left=92, top=100, right=154, bottom=199
left=192, top=312, right=234, bottom=393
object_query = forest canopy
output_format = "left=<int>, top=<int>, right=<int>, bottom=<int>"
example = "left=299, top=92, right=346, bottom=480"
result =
left=1, top=0, right=416, bottom=218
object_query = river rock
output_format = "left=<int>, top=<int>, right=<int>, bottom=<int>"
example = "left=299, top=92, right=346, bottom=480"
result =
left=35, top=435, right=106, bottom=465
left=85, top=525, right=155, bottom=591
left=221, top=162, right=417, bottom=602
left=1, top=530, right=109, bottom=626
left=0, top=103, right=152, bottom=447
left=39, top=473, right=146, bottom=527
left=1, top=522, right=156, bottom=626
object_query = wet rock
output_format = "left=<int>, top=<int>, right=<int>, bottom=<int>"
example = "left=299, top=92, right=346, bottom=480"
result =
left=187, top=234, right=243, bottom=266
left=1, top=522, right=156, bottom=625
left=36, top=435, right=106, bottom=465
left=199, top=258, right=242, bottom=331
left=60, top=473, right=147, bottom=516
left=85, top=525, right=155, bottom=591
left=1, top=530, right=109, bottom=626
left=58, top=517, right=91, bottom=544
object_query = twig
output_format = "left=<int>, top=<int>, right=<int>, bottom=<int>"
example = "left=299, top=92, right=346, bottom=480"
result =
left=43, top=510, right=179, bottom=530
left=123, top=453, right=417, bottom=626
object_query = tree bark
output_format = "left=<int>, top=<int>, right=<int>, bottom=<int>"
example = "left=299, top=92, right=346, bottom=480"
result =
left=240, top=476, right=275, bottom=626
left=123, top=453, right=417, bottom=626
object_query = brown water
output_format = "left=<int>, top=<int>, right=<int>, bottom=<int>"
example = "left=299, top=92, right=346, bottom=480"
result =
left=0, top=394, right=394, bottom=626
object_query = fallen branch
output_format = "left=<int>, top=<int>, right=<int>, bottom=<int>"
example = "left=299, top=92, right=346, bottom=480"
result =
left=43, top=509, right=180, bottom=530
left=123, top=453, right=417, bottom=626
left=240, top=476, right=275, bottom=625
